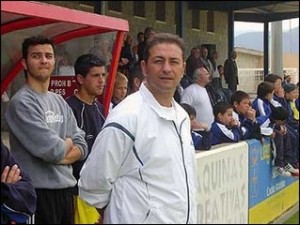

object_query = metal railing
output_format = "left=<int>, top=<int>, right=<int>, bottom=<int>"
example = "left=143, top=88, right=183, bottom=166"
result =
left=238, top=67, right=299, bottom=94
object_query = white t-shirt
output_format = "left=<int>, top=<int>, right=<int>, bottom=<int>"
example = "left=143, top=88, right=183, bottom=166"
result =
left=181, top=83, right=214, bottom=130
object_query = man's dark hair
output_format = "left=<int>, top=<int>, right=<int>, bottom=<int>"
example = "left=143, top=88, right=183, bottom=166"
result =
left=22, top=36, right=55, bottom=59
left=74, top=54, right=106, bottom=77
left=143, top=33, right=185, bottom=62
left=22, top=36, right=55, bottom=78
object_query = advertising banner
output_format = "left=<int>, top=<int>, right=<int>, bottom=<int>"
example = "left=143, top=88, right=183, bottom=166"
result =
left=247, top=138, right=299, bottom=223
left=49, top=76, right=78, bottom=99
left=247, top=138, right=297, bottom=208
left=196, top=142, right=249, bottom=224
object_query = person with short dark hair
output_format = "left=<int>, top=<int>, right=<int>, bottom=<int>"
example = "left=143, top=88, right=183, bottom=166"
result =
left=5, top=36, right=88, bottom=224
left=210, top=102, right=242, bottom=145
left=217, top=64, right=227, bottom=88
left=231, top=90, right=262, bottom=141
left=283, top=82, right=299, bottom=129
left=66, top=53, right=107, bottom=224
left=181, top=103, right=211, bottom=150
left=137, top=27, right=155, bottom=63
left=224, top=50, right=238, bottom=93
left=252, top=81, right=275, bottom=135
left=132, top=31, right=144, bottom=62
left=79, top=33, right=198, bottom=224
left=127, top=64, right=144, bottom=95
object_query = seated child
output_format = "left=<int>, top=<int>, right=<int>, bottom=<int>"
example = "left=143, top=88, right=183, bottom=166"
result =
left=210, top=101, right=242, bottom=145
left=251, top=81, right=274, bottom=136
left=265, top=74, right=299, bottom=169
left=270, top=106, right=299, bottom=177
left=180, top=103, right=211, bottom=150
left=252, top=81, right=298, bottom=177
left=283, top=83, right=299, bottom=132
left=230, top=90, right=262, bottom=141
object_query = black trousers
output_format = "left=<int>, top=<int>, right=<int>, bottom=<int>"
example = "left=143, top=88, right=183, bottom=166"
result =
left=35, top=188, right=74, bottom=224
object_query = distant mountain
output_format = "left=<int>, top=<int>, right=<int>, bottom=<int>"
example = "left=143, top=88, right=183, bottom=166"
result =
left=235, top=26, right=299, bottom=54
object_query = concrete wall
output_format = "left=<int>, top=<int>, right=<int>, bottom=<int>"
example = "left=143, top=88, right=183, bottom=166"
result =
left=40, top=1, right=229, bottom=63
left=235, top=47, right=263, bottom=69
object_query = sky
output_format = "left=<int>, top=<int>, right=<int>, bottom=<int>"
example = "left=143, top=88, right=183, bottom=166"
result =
left=234, top=18, right=299, bottom=35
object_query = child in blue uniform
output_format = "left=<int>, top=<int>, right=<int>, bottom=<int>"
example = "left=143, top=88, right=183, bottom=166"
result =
left=180, top=103, right=211, bottom=150
left=211, top=102, right=242, bottom=145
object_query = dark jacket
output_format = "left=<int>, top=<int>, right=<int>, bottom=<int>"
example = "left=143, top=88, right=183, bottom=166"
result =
left=66, top=96, right=106, bottom=182
left=1, top=140, right=36, bottom=223
left=224, top=58, right=238, bottom=91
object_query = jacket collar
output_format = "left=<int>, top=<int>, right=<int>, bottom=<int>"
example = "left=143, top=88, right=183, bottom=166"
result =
left=139, top=83, right=186, bottom=122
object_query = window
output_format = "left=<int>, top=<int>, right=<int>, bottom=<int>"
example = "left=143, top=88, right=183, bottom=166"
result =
left=79, top=1, right=94, bottom=7
left=108, top=1, right=121, bottom=12
left=156, top=1, right=166, bottom=22
left=133, top=1, right=145, bottom=17
left=192, top=10, right=200, bottom=29
left=207, top=11, right=215, bottom=32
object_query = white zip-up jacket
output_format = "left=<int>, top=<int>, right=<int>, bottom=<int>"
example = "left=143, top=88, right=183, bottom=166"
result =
left=79, top=83, right=198, bottom=224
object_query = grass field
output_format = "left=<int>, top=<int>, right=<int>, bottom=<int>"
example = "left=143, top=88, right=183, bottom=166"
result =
left=284, top=212, right=299, bottom=224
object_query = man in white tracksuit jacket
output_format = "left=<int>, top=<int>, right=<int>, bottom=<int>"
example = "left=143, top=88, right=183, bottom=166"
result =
left=79, top=33, right=198, bottom=224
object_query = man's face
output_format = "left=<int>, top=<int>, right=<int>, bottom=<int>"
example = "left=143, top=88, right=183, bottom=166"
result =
left=80, top=66, right=106, bottom=97
left=198, top=67, right=211, bottom=86
left=22, top=44, right=55, bottom=82
left=141, top=43, right=185, bottom=95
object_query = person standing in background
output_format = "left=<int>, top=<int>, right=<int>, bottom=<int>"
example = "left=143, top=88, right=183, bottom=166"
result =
left=132, top=31, right=144, bottom=62
left=137, top=27, right=155, bottom=63
left=5, top=36, right=88, bottom=224
left=224, top=50, right=239, bottom=93
left=57, top=53, right=75, bottom=76
left=78, top=33, right=198, bottom=224
left=217, top=64, right=227, bottom=88
left=66, top=54, right=107, bottom=224
left=210, top=51, right=221, bottom=90
left=118, top=33, right=136, bottom=77
left=127, top=64, right=144, bottom=95
left=185, top=46, right=202, bottom=84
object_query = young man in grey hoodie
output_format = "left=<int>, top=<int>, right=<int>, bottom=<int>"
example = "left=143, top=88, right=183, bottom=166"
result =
left=5, top=36, right=88, bottom=224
